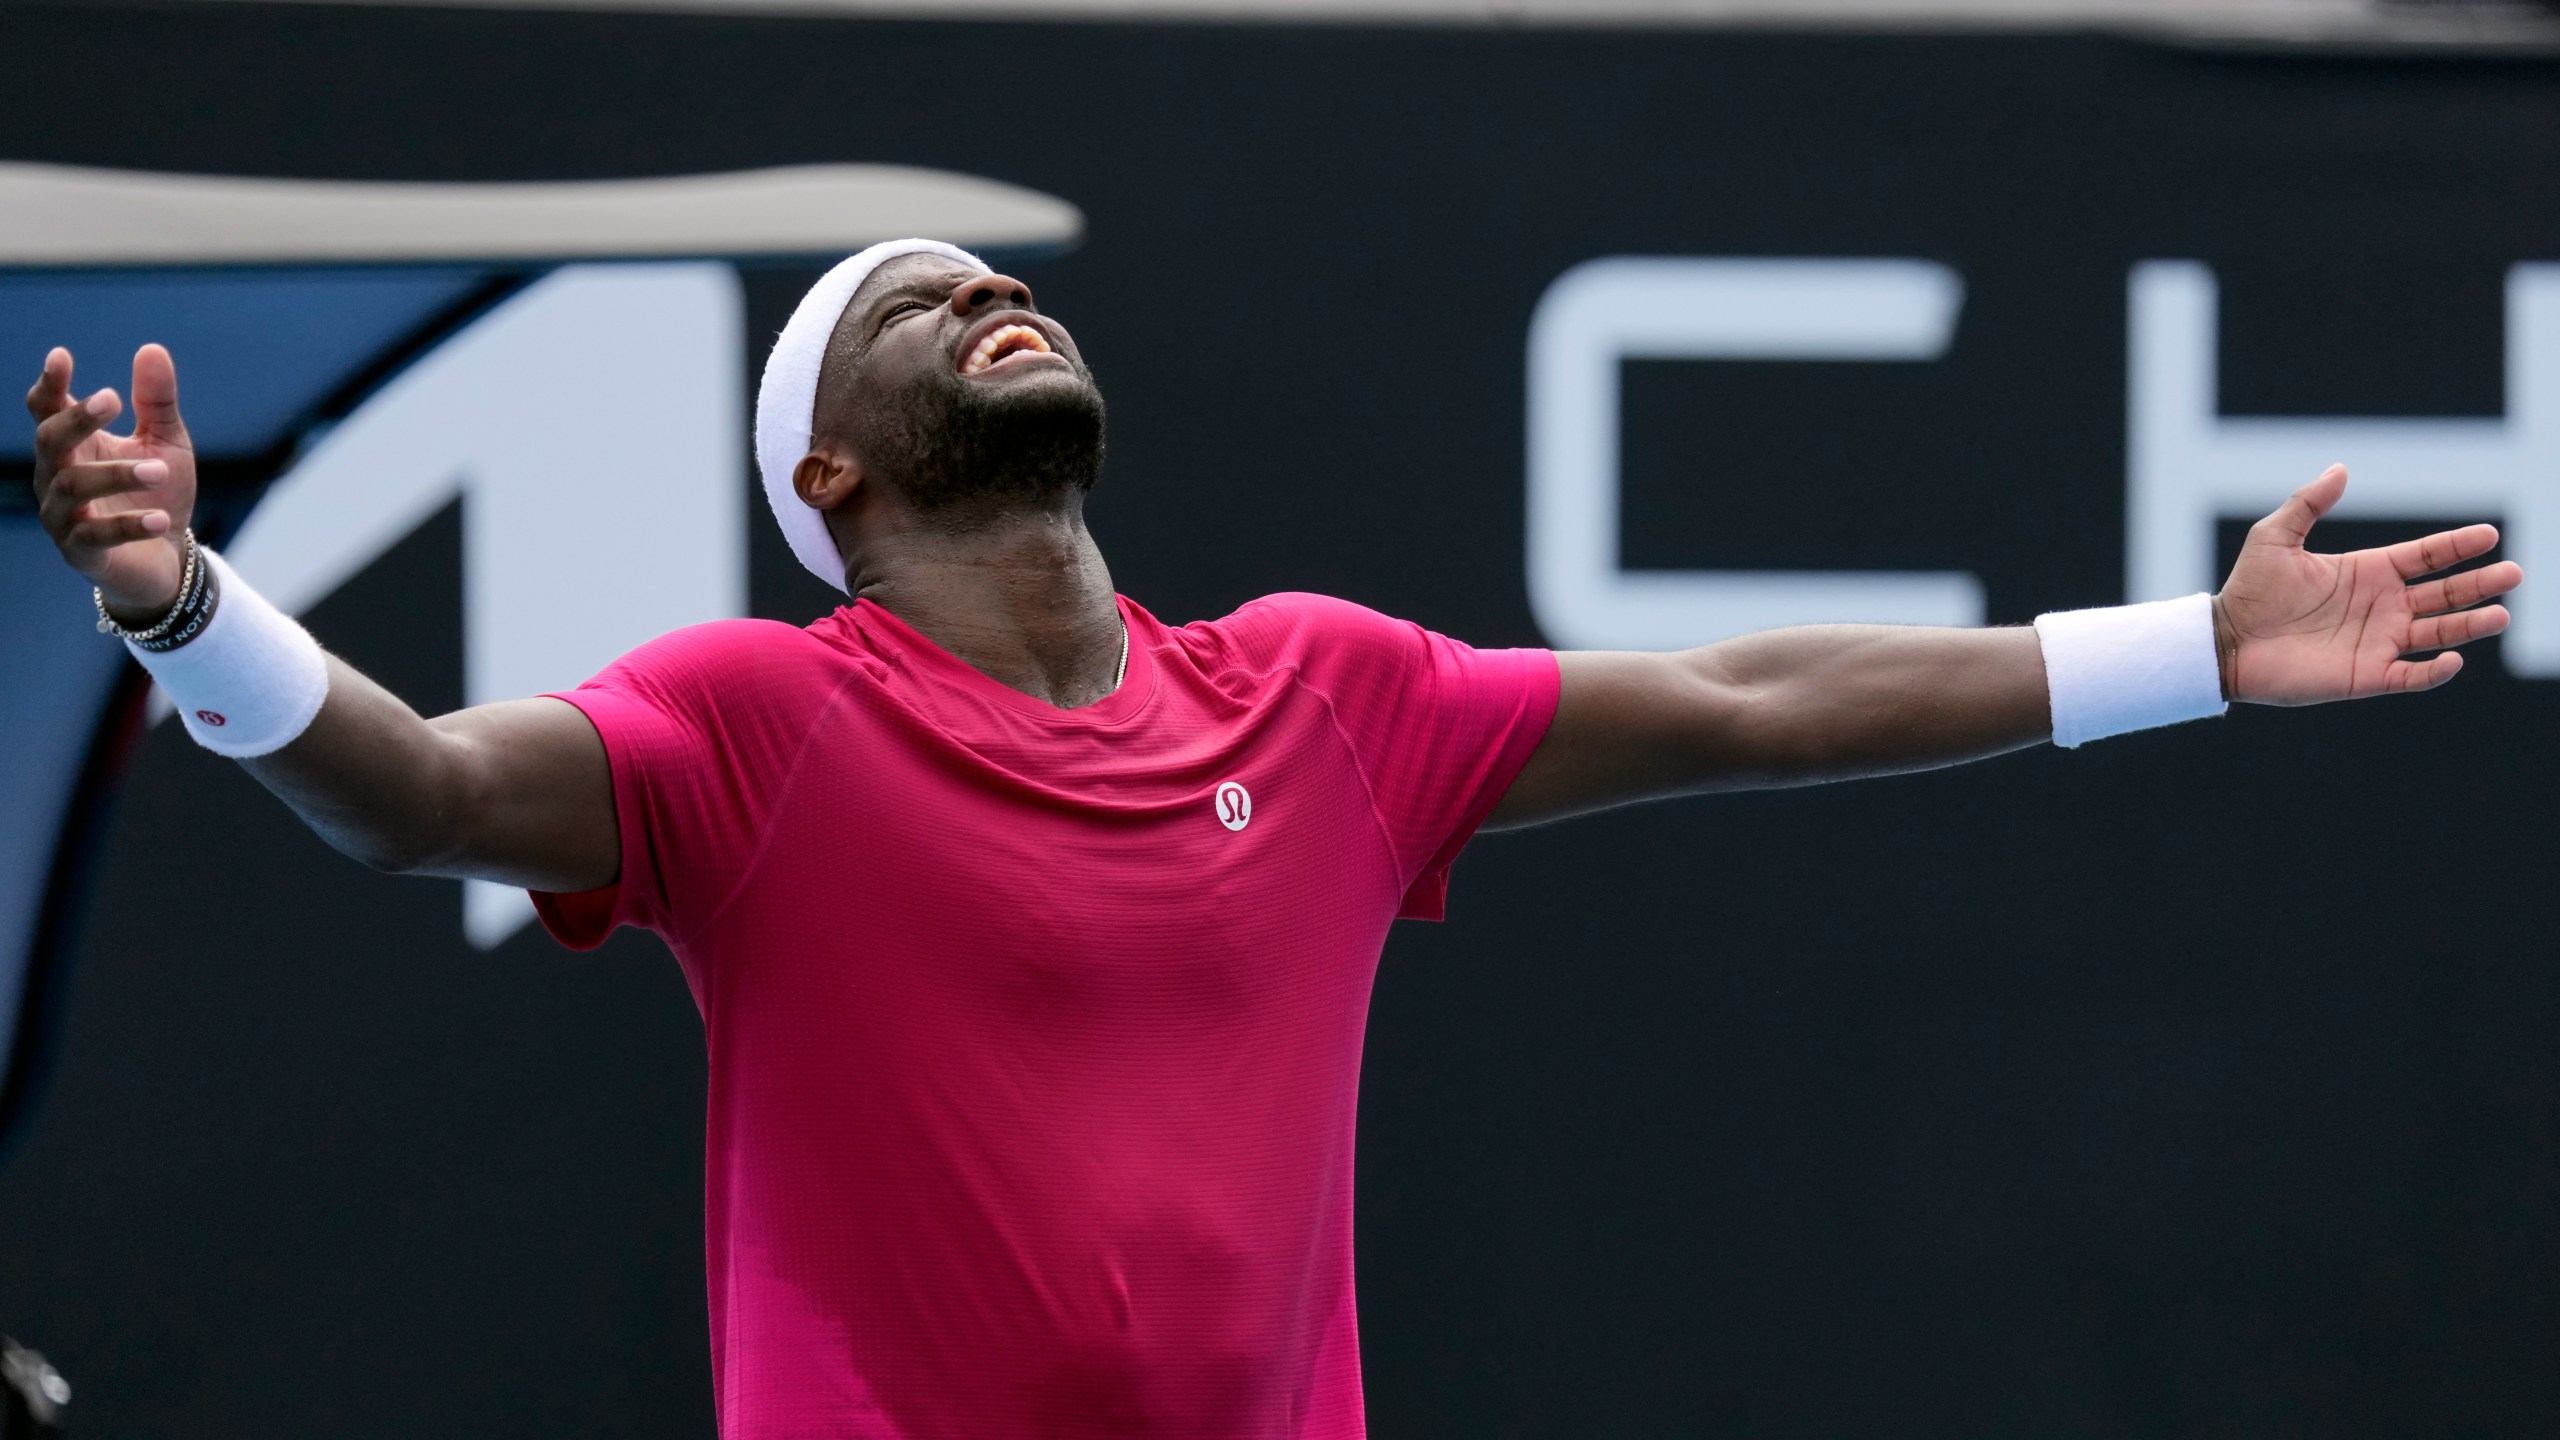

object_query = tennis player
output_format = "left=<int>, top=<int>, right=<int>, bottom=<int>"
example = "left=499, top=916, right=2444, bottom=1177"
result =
left=24, top=240, right=2522, bottom=1439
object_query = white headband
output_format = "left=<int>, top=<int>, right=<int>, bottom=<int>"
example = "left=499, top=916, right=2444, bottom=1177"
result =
left=754, top=237, right=990, bottom=592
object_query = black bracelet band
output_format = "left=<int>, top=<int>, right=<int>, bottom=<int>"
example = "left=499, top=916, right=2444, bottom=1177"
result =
left=134, top=560, right=221, bottom=654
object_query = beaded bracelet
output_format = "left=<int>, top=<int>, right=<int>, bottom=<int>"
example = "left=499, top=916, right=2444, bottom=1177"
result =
left=93, top=528, right=219, bottom=653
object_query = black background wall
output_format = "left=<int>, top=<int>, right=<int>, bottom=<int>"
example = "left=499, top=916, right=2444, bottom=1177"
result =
left=3, top=5, right=2559, bottom=1435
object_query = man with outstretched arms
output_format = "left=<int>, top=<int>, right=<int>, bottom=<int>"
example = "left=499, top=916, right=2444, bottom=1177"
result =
left=25, top=240, right=2523, bottom=1439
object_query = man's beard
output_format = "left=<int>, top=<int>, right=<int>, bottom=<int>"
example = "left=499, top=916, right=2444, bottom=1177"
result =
left=850, top=366, right=1106, bottom=525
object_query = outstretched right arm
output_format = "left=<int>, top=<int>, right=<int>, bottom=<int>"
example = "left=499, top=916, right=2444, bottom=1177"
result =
left=29, top=345, right=619, bottom=893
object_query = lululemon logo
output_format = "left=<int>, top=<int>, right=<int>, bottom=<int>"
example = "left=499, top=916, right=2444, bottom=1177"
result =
left=1214, top=781, right=1253, bottom=832
left=195, top=710, right=227, bottom=727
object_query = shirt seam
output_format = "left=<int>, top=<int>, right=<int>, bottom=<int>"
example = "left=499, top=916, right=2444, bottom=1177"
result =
left=1213, top=656, right=1409, bottom=897
left=674, top=668, right=873, bottom=944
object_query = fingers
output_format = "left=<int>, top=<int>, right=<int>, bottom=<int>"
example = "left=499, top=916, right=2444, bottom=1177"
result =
left=128, top=343, right=186, bottom=442
left=23, top=347, right=72, bottom=422
left=31, top=385, right=120, bottom=462
left=2382, top=522, right=2502, bottom=581
left=41, top=458, right=169, bottom=512
left=2384, top=651, right=2464, bottom=694
left=2405, top=559, right=2522, bottom=615
left=60, top=508, right=171, bottom=549
left=45, top=458, right=173, bottom=550
left=2250, top=464, right=2350, bottom=548
left=2406, top=604, right=2510, bottom=653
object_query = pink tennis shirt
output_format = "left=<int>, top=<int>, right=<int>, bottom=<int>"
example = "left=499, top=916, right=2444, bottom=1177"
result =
left=533, top=592, right=1558, bottom=1439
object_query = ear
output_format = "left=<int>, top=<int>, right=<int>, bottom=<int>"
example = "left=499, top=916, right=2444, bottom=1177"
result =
left=792, top=447, right=859, bottom=511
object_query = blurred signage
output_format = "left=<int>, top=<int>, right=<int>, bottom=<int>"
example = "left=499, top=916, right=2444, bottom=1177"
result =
left=2130, top=261, right=2560, bottom=673
left=1533, top=256, right=2560, bottom=674
left=1527, top=256, right=1982, bottom=650
left=222, top=265, right=746, bottom=947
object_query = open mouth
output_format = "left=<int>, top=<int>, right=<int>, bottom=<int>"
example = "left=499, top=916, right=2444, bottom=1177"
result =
left=960, top=322, right=1061, bottom=376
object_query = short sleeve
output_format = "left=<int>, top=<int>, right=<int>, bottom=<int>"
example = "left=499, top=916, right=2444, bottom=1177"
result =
left=529, top=620, right=823, bottom=951
left=1236, top=595, right=1560, bottom=921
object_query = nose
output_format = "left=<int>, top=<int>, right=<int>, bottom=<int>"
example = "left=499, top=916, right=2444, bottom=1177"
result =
left=949, top=273, right=1033, bottom=318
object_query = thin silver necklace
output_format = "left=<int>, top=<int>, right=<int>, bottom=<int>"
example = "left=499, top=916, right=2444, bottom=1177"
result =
left=1112, top=617, right=1129, bottom=692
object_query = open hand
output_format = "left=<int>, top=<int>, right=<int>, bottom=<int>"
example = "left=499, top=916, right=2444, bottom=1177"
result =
left=2217, top=464, right=2521, bottom=704
left=24, top=344, right=197, bottom=623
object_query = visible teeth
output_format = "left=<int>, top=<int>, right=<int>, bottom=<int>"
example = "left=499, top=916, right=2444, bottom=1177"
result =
left=962, top=324, right=1054, bottom=375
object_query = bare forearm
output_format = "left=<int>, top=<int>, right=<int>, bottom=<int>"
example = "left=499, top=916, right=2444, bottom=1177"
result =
left=1493, top=625, right=2049, bottom=826
left=237, top=658, right=614, bottom=891
left=234, top=657, right=472, bottom=874
left=1694, top=623, right=2049, bottom=785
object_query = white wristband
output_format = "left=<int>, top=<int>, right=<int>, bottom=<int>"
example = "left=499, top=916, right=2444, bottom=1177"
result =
left=129, top=550, right=330, bottom=758
left=2033, top=593, right=2227, bottom=749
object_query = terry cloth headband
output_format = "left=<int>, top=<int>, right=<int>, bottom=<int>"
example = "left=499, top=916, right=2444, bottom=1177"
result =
left=755, top=237, right=991, bottom=592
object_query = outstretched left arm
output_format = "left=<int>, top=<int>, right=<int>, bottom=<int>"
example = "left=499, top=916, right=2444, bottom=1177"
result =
left=1489, top=465, right=2521, bottom=828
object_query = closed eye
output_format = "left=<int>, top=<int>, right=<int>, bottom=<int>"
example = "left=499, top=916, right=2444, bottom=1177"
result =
left=863, top=298, right=937, bottom=344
